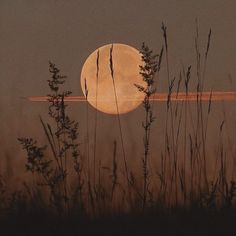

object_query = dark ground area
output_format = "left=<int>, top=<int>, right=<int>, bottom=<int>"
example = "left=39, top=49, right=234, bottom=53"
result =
left=1, top=208, right=236, bottom=236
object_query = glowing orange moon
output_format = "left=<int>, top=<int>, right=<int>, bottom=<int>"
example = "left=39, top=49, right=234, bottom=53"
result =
left=80, top=43, right=146, bottom=115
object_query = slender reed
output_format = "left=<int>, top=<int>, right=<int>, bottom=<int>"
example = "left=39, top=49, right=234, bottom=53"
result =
left=93, top=50, right=100, bottom=188
left=109, top=44, right=130, bottom=199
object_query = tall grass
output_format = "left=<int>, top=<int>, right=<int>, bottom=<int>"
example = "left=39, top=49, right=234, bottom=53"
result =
left=109, top=44, right=131, bottom=205
left=15, top=23, right=236, bottom=218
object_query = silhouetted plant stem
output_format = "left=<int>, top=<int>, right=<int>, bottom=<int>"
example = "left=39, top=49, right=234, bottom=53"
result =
left=195, top=20, right=209, bottom=193
left=84, top=78, right=95, bottom=214
left=111, top=140, right=118, bottom=202
left=109, top=44, right=130, bottom=204
left=162, top=22, right=178, bottom=206
left=93, top=50, right=100, bottom=191
left=135, top=42, right=159, bottom=211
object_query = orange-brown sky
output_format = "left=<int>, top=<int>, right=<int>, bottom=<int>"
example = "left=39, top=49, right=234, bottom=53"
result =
left=0, top=0, right=236, bottom=183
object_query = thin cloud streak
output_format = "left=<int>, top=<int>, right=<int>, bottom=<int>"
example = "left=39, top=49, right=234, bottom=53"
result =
left=28, top=91, right=236, bottom=102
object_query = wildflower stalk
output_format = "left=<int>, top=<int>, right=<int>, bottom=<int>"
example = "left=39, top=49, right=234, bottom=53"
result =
left=135, top=42, right=159, bottom=211
left=19, top=62, right=81, bottom=215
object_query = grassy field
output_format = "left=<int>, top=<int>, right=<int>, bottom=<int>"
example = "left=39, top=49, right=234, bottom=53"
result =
left=0, top=23, right=235, bottom=235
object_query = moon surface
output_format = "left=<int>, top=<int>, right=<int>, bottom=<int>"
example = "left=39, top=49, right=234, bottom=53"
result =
left=80, top=43, right=146, bottom=115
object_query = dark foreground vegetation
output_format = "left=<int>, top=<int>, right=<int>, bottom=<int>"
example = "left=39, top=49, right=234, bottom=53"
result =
left=1, top=207, right=236, bottom=235
left=1, top=22, right=235, bottom=235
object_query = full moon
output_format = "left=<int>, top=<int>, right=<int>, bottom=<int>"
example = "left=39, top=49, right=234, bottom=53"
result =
left=80, top=43, right=146, bottom=115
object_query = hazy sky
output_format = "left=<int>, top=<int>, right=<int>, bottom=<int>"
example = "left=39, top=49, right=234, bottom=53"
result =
left=0, top=0, right=235, bottom=181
